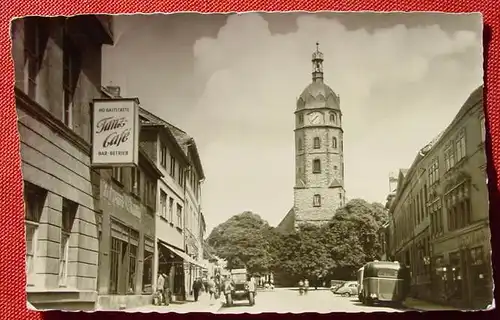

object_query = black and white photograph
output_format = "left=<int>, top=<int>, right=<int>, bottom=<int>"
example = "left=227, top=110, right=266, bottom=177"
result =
left=12, top=11, right=493, bottom=313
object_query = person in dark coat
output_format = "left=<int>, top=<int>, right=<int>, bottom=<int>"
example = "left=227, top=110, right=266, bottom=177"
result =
left=193, top=278, right=203, bottom=302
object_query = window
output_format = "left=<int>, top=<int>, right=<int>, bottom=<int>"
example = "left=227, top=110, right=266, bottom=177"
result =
left=332, top=137, right=338, bottom=149
left=178, top=166, right=184, bottom=187
left=62, top=33, right=82, bottom=128
left=144, top=178, right=156, bottom=209
left=24, top=17, right=48, bottom=99
left=470, top=246, right=489, bottom=298
left=176, top=204, right=183, bottom=227
left=169, top=198, right=174, bottom=221
left=24, top=183, right=47, bottom=283
left=298, top=114, right=304, bottom=125
left=339, top=193, right=342, bottom=200
left=59, top=198, right=77, bottom=286
left=428, top=158, right=439, bottom=185
left=131, top=167, right=141, bottom=196
left=330, top=113, right=336, bottom=123
left=109, top=221, right=140, bottom=295
left=444, top=142, right=455, bottom=172
left=313, top=159, right=321, bottom=173
left=298, top=138, right=303, bottom=151
left=313, top=194, right=321, bottom=207
left=160, top=145, right=167, bottom=168
left=170, top=155, right=176, bottom=177
left=160, top=191, right=167, bottom=219
left=142, top=238, right=154, bottom=294
left=112, top=167, right=124, bottom=184
left=455, top=129, right=466, bottom=162
left=445, top=182, right=471, bottom=231
left=480, top=117, right=486, bottom=143
left=313, top=137, right=321, bottom=149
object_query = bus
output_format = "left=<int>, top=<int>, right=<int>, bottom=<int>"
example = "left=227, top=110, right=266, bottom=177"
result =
left=356, top=266, right=365, bottom=302
left=361, top=261, right=410, bottom=306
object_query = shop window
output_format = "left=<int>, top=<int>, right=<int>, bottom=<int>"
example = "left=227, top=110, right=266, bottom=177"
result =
left=449, top=251, right=463, bottom=300
left=24, top=182, right=47, bottom=285
left=59, top=198, right=78, bottom=287
left=470, top=246, right=489, bottom=298
left=109, top=220, right=140, bottom=295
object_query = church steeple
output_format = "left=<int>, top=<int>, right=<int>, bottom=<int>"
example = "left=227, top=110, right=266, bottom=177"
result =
left=312, top=42, right=324, bottom=83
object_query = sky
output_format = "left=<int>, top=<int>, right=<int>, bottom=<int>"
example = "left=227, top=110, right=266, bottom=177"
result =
left=101, top=12, right=483, bottom=232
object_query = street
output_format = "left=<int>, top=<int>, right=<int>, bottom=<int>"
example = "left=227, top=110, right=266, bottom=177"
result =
left=216, top=288, right=405, bottom=313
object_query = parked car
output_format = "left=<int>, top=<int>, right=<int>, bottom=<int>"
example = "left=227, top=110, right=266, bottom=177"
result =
left=334, top=281, right=359, bottom=297
left=329, top=280, right=346, bottom=292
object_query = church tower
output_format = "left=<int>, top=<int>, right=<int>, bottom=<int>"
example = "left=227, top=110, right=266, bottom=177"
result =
left=293, top=43, right=346, bottom=227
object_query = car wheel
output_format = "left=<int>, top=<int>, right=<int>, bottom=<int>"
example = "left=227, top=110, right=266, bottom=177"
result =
left=341, top=292, right=349, bottom=297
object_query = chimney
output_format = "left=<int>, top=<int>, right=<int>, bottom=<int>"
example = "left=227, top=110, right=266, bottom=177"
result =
left=105, top=85, right=121, bottom=97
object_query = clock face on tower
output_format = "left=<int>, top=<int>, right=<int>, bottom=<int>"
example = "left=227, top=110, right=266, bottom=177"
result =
left=309, top=112, right=323, bottom=125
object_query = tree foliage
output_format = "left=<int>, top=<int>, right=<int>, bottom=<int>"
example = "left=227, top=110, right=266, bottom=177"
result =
left=207, top=199, right=388, bottom=284
left=206, top=211, right=272, bottom=275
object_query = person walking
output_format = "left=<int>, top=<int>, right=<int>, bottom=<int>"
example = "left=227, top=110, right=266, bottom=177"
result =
left=193, top=277, right=203, bottom=302
left=157, top=272, right=170, bottom=306
left=207, top=276, right=217, bottom=304
left=304, top=279, right=310, bottom=295
left=298, top=279, right=304, bottom=295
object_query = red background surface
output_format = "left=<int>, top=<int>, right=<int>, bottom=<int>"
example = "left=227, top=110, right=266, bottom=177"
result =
left=0, top=1, right=498, bottom=319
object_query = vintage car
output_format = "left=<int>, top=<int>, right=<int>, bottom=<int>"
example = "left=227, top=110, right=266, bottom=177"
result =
left=224, top=269, right=256, bottom=306
left=334, top=281, right=359, bottom=297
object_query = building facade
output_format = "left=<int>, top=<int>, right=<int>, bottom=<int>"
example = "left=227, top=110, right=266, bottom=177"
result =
left=137, top=108, right=206, bottom=301
left=278, top=43, right=346, bottom=232
left=388, top=85, right=492, bottom=309
left=13, top=16, right=114, bottom=310
left=96, top=150, right=162, bottom=310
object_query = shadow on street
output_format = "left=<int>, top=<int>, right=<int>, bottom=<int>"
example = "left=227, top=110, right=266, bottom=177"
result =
left=348, top=298, right=411, bottom=311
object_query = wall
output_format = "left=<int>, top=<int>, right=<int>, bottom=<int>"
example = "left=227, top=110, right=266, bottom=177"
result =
left=13, top=17, right=105, bottom=309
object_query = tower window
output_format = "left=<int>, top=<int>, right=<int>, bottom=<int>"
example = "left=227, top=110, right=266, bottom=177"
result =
left=313, top=194, right=321, bottom=207
left=298, top=114, right=304, bottom=125
left=298, top=138, right=303, bottom=151
left=332, top=137, right=338, bottom=149
left=339, top=193, right=342, bottom=200
left=313, top=159, right=321, bottom=173
left=330, top=113, right=336, bottom=123
left=313, top=137, right=321, bottom=149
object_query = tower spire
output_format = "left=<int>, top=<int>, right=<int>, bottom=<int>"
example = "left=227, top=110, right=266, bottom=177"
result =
left=312, top=41, right=324, bottom=83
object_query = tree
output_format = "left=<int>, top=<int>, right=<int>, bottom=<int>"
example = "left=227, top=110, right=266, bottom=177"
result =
left=206, top=211, right=272, bottom=275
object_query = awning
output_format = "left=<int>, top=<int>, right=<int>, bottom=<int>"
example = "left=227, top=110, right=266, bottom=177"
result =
left=158, top=240, right=206, bottom=269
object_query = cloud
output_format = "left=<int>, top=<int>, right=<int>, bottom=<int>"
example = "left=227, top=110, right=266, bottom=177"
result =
left=185, top=13, right=482, bottom=230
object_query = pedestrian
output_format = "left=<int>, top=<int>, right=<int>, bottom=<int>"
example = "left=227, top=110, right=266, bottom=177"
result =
left=157, top=272, right=170, bottom=306
left=304, top=279, right=310, bottom=295
left=156, top=272, right=165, bottom=305
left=298, top=279, right=304, bottom=295
left=193, top=277, right=203, bottom=302
left=203, top=277, right=209, bottom=293
left=208, top=276, right=217, bottom=302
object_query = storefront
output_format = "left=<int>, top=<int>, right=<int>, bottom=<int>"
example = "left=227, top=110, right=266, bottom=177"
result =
left=431, top=221, right=492, bottom=309
left=96, top=168, right=158, bottom=310
left=157, top=241, right=206, bottom=301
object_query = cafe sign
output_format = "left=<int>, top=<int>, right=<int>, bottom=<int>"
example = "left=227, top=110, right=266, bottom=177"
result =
left=91, top=98, right=140, bottom=166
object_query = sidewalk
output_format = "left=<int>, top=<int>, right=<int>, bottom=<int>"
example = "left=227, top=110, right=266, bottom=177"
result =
left=403, top=297, right=460, bottom=311
left=125, top=293, right=222, bottom=313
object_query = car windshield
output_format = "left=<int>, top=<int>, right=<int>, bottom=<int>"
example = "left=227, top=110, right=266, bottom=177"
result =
left=232, top=273, right=247, bottom=282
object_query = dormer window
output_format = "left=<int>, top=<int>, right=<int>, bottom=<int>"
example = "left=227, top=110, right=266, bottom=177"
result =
left=313, top=137, right=321, bottom=149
